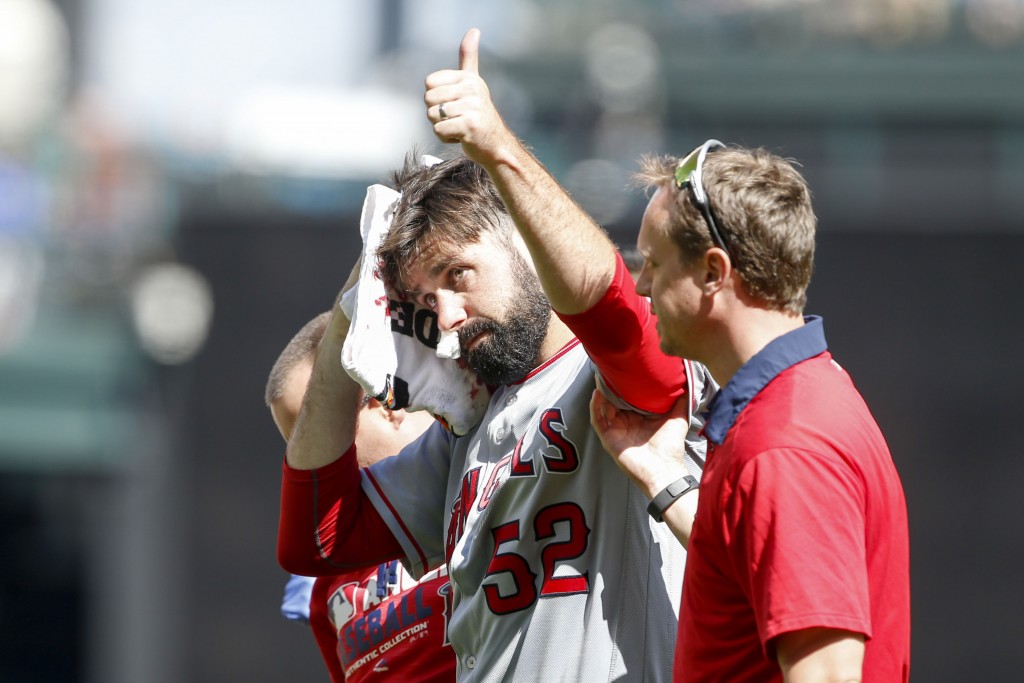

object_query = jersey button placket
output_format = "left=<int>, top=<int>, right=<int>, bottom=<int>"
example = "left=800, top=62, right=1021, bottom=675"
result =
left=493, top=389, right=519, bottom=442
left=466, top=655, right=477, bottom=669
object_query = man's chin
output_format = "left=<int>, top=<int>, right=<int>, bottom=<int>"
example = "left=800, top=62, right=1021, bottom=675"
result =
left=466, top=347, right=528, bottom=386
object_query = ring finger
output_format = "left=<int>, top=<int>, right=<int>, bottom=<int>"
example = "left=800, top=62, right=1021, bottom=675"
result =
left=433, top=101, right=456, bottom=122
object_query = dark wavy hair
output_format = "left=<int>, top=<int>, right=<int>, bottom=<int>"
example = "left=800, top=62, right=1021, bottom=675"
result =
left=377, top=153, right=514, bottom=294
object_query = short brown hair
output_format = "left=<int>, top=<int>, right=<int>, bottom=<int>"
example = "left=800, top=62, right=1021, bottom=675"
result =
left=636, top=146, right=816, bottom=314
left=264, top=311, right=331, bottom=406
left=377, top=153, right=513, bottom=293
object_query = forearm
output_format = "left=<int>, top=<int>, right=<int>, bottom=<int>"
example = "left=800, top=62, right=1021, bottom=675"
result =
left=658, top=488, right=698, bottom=549
left=425, top=29, right=618, bottom=312
left=478, top=131, right=618, bottom=314
left=425, top=29, right=614, bottom=311
left=286, top=308, right=360, bottom=470
left=632, top=464, right=698, bottom=549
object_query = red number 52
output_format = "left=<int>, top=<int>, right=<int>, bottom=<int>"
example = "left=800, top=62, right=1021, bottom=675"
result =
left=482, top=502, right=591, bottom=615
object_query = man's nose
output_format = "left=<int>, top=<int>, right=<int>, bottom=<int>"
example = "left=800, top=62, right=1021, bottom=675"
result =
left=635, top=266, right=652, bottom=298
left=434, top=290, right=467, bottom=333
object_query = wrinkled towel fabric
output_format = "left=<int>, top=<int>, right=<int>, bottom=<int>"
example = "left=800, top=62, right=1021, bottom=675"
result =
left=340, top=180, right=489, bottom=436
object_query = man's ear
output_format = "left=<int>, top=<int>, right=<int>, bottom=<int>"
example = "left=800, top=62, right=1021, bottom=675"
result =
left=702, top=248, right=732, bottom=296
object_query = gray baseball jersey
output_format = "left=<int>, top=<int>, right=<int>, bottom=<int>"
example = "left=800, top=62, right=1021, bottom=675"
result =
left=362, top=339, right=712, bottom=682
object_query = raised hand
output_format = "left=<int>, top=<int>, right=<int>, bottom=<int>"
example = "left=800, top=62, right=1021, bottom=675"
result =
left=424, top=28, right=512, bottom=162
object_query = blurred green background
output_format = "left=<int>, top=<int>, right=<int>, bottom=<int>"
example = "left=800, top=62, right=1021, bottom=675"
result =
left=1, top=0, right=1021, bottom=680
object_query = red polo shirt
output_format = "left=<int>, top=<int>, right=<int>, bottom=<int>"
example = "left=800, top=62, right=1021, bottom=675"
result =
left=676, top=317, right=910, bottom=682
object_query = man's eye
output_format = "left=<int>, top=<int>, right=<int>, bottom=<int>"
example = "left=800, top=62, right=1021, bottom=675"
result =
left=451, top=268, right=465, bottom=284
left=424, top=293, right=438, bottom=309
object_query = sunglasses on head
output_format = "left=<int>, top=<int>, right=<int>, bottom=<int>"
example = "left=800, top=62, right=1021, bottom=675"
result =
left=674, top=139, right=730, bottom=256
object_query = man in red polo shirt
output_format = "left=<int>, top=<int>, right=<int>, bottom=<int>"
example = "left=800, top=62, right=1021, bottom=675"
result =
left=591, top=141, right=910, bottom=682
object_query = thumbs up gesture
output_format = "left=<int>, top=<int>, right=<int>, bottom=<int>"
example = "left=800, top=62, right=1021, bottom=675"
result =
left=424, top=29, right=512, bottom=163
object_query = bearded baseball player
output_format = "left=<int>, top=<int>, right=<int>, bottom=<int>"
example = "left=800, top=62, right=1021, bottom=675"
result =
left=278, top=29, right=713, bottom=681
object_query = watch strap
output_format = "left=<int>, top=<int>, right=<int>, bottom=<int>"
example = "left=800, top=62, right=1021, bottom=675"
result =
left=647, top=474, right=700, bottom=523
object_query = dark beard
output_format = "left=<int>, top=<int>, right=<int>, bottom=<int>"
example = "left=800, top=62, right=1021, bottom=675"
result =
left=459, top=266, right=551, bottom=386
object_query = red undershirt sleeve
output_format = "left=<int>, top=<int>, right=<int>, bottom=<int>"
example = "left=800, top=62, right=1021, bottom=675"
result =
left=278, top=444, right=404, bottom=576
left=556, top=253, right=687, bottom=414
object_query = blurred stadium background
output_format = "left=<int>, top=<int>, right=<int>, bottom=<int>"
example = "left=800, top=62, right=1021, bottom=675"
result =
left=0, top=0, right=1021, bottom=680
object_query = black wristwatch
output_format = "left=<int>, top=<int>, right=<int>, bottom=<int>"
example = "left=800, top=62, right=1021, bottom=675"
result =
left=647, top=475, right=700, bottom=523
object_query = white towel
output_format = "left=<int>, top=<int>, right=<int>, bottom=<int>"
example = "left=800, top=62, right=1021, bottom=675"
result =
left=340, top=178, right=490, bottom=436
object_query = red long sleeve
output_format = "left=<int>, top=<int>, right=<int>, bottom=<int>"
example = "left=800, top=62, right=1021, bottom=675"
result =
left=557, top=254, right=686, bottom=414
left=277, top=445, right=404, bottom=576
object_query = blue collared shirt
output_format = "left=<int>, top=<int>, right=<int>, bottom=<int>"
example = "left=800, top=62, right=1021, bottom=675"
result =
left=703, top=316, right=828, bottom=446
